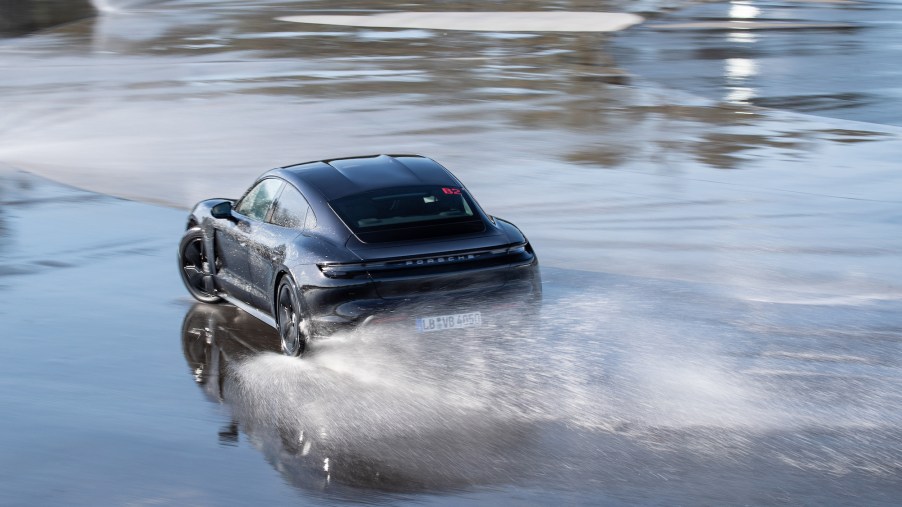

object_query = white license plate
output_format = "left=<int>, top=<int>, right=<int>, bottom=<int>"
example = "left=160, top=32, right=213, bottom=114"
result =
left=416, top=311, right=482, bottom=332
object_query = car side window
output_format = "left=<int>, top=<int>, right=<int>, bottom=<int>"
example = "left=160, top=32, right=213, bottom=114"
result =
left=304, top=203, right=317, bottom=231
left=270, top=185, right=311, bottom=230
left=235, top=178, right=284, bottom=222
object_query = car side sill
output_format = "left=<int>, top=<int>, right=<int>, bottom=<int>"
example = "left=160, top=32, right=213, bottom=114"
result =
left=221, top=294, right=277, bottom=329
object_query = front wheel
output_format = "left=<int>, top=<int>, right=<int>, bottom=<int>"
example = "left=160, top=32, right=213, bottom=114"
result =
left=276, top=276, right=309, bottom=357
left=178, top=227, right=222, bottom=303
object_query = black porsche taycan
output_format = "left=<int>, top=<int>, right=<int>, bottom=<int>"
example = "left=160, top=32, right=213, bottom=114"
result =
left=178, top=154, right=540, bottom=356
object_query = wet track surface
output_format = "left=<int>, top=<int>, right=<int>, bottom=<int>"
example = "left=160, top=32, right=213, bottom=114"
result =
left=613, top=0, right=902, bottom=126
left=2, top=170, right=900, bottom=505
left=1, top=170, right=900, bottom=505
left=1, top=0, right=902, bottom=505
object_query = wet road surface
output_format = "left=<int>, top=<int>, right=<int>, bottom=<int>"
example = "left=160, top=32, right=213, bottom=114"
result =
left=613, top=0, right=902, bottom=126
left=2, top=170, right=900, bottom=505
left=1, top=0, right=902, bottom=504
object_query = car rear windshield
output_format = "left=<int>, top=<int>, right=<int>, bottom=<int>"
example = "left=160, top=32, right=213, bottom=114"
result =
left=330, top=185, right=486, bottom=243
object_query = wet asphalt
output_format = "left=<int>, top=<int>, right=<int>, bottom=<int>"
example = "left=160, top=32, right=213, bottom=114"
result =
left=2, top=169, right=900, bottom=505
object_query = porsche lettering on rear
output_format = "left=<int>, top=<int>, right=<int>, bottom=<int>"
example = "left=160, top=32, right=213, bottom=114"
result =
left=404, top=254, right=477, bottom=266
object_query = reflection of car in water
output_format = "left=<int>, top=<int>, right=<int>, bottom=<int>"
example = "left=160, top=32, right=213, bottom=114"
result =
left=181, top=301, right=543, bottom=495
left=178, top=154, right=540, bottom=356
left=182, top=303, right=340, bottom=490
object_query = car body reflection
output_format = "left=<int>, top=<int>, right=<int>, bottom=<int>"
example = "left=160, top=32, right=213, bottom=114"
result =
left=181, top=288, right=544, bottom=495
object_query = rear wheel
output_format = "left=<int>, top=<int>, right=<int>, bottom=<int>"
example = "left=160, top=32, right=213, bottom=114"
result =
left=178, top=227, right=221, bottom=303
left=277, top=276, right=308, bottom=357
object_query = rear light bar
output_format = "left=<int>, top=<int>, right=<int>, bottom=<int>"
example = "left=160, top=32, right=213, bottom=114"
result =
left=317, top=263, right=368, bottom=279
left=317, top=242, right=533, bottom=279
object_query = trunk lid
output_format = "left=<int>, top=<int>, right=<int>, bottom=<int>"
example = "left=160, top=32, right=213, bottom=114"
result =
left=344, top=230, right=521, bottom=299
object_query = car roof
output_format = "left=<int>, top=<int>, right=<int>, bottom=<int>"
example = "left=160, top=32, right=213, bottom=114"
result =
left=270, top=154, right=461, bottom=201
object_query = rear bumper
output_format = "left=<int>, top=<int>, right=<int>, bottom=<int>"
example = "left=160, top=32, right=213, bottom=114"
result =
left=308, top=261, right=541, bottom=336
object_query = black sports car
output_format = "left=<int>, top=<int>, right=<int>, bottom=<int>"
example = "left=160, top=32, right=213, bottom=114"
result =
left=178, top=154, right=540, bottom=356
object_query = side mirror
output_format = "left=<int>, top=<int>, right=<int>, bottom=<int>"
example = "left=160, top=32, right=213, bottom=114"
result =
left=211, top=201, right=233, bottom=219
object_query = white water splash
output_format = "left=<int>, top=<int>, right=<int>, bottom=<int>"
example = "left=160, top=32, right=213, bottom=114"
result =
left=216, top=283, right=902, bottom=490
left=90, top=0, right=120, bottom=13
left=90, top=0, right=148, bottom=13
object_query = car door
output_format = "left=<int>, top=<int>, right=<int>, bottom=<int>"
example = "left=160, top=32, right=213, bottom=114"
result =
left=213, top=178, right=284, bottom=307
left=254, top=184, right=314, bottom=310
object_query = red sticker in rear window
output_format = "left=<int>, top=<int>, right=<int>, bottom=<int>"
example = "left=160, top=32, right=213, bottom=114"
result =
left=441, top=187, right=462, bottom=195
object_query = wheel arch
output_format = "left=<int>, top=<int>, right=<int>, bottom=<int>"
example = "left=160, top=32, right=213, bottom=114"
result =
left=272, top=268, right=317, bottom=339
left=272, top=269, right=291, bottom=317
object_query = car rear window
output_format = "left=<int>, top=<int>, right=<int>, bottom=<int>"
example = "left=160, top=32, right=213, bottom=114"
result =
left=330, top=185, right=486, bottom=242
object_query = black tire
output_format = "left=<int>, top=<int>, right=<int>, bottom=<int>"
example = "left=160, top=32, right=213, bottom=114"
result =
left=276, top=276, right=309, bottom=357
left=178, top=227, right=222, bottom=303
